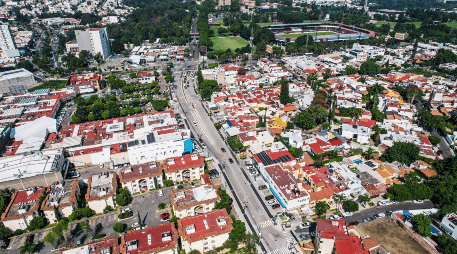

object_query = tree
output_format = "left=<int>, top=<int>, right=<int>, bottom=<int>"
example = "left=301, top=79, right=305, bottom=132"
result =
left=381, top=142, right=420, bottom=165
left=113, top=223, right=125, bottom=233
left=295, top=111, right=315, bottom=130
left=358, top=195, right=371, bottom=205
left=69, top=207, right=95, bottom=221
left=360, top=60, right=381, bottom=76
left=315, top=201, right=328, bottom=216
left=279, top=79, right=290, bottom=105
left=342, top=200, right=359, bottom=212
left=342, top=65, right=358, bottom=75
left=27, top=215, right=47, bottom=231
left=19, top=238, right=35, bottom=254
left=214, top=188, right=233, bottom=213
left=229, top=215, right=246, bottom=243
left=102, top=110, right=111, bottom=119
left=0, top=223, right=12, bottom=240
left=286, top=122, right=294, bottom=129
left=44, top=232, right=55, bottom=247
left=78, top=50, right=92, bottom=62
left=197, top=80, right=220, bottom=99
left=412, top=214, right=432, bottom=237
left=158, top=203, right=166, bottom=210
left=16, top=60, right=34, bottom=71
left=362, top=148, right=375, bottom=160
left=94, top=52, right=103, bottom=64
left=214, top=123, right=222, bottom=130
left=116, top=187, right=132, bottom=206
left=306, top=104, right=328, bottom=125
left=237, top=67, right=246, bottom=75
left=428, top=136, right=441, bottom=146
left=348, top=107, right=363, bottom=119
left=189, top=250, right=201, bottom=254
left=244, top=233, right=260, bottom=253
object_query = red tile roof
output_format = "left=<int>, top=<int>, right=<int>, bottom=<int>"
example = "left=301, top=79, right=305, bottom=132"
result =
left=177, top=209, right=233, bottom=243
left=121, top=223, right=178, bottom=254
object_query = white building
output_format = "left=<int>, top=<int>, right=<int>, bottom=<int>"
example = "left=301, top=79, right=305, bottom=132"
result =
left=75, top=28, right=111, bottom=60
left=171, top=184, right=220, bottom=218
left=119, top=162, right=163, bottom=194
left=440, top=213, right=457, bottom=240
left=0, top=68, right=36, bottom=94
left=0, top=23, right=19, bottom=61
left=85, top=172, right=117, bottom=214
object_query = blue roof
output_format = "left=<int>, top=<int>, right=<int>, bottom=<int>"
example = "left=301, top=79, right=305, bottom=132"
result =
left=226, top=120, right=233, bottom=127
left=403, top=211, right=411, bottom=216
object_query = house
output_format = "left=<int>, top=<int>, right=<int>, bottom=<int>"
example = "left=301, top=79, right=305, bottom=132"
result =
left=315, top=219, right=369, bottom=254
left=340, top=119, right=376, bottom=144
left=440, top=213, right=457, bottom=240
left=171, top=184, right=220, bottom=218
left=85, top=172, right=117, bottom=214
left=120, top=223, right=179, bottom=254
left=177, top=209, right=233, bottom=253
left=119, top=162, right=163, bottom=194
left=1, top=187, right=46, bottom=231
left=68, top=74, right=101, bottom=90
left=58, top=237, right=121, bottom=254
left=41, top=179, right=80, bottom=224
left=161, top=154, right=205, bottom=183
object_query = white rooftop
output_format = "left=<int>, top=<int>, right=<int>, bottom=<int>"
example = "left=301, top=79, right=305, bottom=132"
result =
left=192, top=185, right=217, bottom=202
left=0, top=68, right=33, bottom=81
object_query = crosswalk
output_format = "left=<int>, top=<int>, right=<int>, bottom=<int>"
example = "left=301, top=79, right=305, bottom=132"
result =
left=260, top=219, right=273, bottom=228
left=282, top=231, right=294, bottom=242
left=269, top=247, right=290, bottom=254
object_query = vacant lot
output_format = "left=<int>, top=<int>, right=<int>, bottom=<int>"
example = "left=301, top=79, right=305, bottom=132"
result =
left=211, top=36, right=249, bottom=51
left=280, top=32, right=336, bottom=38
left=357, top=218, right=428, bottom=254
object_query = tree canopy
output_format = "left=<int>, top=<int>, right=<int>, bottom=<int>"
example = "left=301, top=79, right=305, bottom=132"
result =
left=381, top=142, right=420, bottom=165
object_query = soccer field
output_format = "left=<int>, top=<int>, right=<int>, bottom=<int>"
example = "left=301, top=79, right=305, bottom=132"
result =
left=211, top=36, right=249, bottom=51
left=279, top=32, right=336, bottom=38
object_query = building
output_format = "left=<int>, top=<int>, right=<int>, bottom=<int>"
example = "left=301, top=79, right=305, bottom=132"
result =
left=218, top=0, right=231, bottom=6
left=65, top=40, right=79, bottom=54
left=440, top=213, right=457, bottom=240
left=120, top=223, right=179, bottom=254
left=75, top=28, right=111, bottom=60
left=0, top=23, right=19, bottom=60
left=259, top=164, right=310, bottom=211
left=67, top=74, right=102, bottom=91
left=0, top=150, right=67, bottom=190
left=58, top=237, right=121, bottom=254
left=119, top=162, right=163, bottom=194
left=161, top=154, right=205, bottom=183
left=171, top=184, right=220, bottom=218
left=177, top=209, right=233, bottom=253
left=0, top=68, right=36, bottom=94
left=340, top=119, right=376, bottom=144
left=315, top=219, right=369, bottom=254
left=85, top=172, right=117, bottom=214
left=1, top=187, right=46, bottom=231
left=41, top=179, right=80, bottom=224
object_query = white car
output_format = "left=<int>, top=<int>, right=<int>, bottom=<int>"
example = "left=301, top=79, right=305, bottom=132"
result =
left=330, top=215, right=342, bottom=219
left=99, top=163, right=104, bottom=168
left=193, top=121, right=197, bottom=126
left=298, top=222, right=311, bottom=229
left=131, top=222, right=139, bottom=228
left=267, top=200, right=276, bottom=205
left=377, top=213, right=385, bottom=218
left=342, top=212, right=353, bottom=217
left=413, top=200, right=423, bottom=203
left=159, top=190, right=163, bottom=197
left=310, top=231, right=316, bottom=236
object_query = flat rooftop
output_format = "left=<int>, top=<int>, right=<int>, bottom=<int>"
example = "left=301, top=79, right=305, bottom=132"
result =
left=88, top=172, right=116, bottom=199
left=173, top=184, right=218, bottom=209
left=42, top=179, right=77, bottom=209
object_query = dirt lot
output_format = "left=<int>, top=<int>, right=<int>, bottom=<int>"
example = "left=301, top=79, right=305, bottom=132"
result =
left=356, top=218, right=428, bottom=254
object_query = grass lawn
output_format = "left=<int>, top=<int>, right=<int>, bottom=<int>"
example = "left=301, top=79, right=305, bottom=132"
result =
left=375, top=21, right=397, bottom=29
left=256, top=22, right=282, bottom=26
left=411, top=22, right=422, bottom=28
left=210, top=26, right=220, bottom=37
left=280, top=32, right=335, bottom=38
left=29, top=80, right=67, bottom=92
left=446, top=21, right=457, bottom=29
left=211, top=36, right=249, bottom=51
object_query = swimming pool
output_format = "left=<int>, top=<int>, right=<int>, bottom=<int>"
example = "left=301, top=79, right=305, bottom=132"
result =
left=353, top=159, right=363, bottom=165
left=430, top=226, right=441, bottom=235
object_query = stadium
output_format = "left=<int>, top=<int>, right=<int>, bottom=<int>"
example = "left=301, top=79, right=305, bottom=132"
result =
left=262, top=23, right=377, bottom=44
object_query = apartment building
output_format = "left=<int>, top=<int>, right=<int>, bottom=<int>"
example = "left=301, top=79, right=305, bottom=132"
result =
left=85, top=172, right=117, bottom=214
left=119, top=162, right=163, bottom=194
left=41, top=179, right=80, bottom=223
left=161, top=154, right=205, bottom=183
left=440, top=213, right=457, bottom=240
left=75, top=28, right=111, bottom=60
left=120, top=223, right=179, bottom=254
left=1, top=187, right=46, bottom=231
left=171, top=184, right=220, bottom=218
left=177, top=209, right=233, bottom=253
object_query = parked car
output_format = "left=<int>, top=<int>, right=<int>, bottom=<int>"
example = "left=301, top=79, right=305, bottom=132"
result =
left=330, top=215, right=341, bottom=219
left=250, top=170, right=257, bottom=176
left=99, top=163, right=104, bottom=168
left=298, top=222, right=311, bottom=229
left=342, top=212, right=353, bottom=217
left=160, top=217, right=170, bottom=222
left=258, top=185, right=267, bottom=190
left=160, top=213, right=170, bottom=219
left=299, top=235, right=308, bottom=241
left=221, top=148, right=226, bottom=152
left=272, top=204, right=280, bottom=209
left=131, top=222, right=139, bottom=228
left=349, top=221, right=359, bottom=226
left=265, top=195, right=274, bottom=200
left=413, top=200, right=423, bottom=203
left=228, top=158, right=234, bottom=164
left=376, top=213, right=385, bottom=218
left=159, top=190, right=164, bottom=197
left=267, top=200, right=276, bottom=205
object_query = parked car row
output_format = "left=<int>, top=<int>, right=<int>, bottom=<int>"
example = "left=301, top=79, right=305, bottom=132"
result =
left=362, top=213, right=385, bottom=223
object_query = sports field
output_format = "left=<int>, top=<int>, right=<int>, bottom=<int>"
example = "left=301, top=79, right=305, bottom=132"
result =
left=279, top=32, right=336, bottom=38
left=211, top=36, right=249, bottom=51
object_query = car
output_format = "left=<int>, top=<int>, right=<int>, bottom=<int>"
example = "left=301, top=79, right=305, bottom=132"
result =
left=376, top=213, right=385, bottom=218
left=413, top=200, right=423, bottom=203
left=159, top=190, right=163, bottom=197
left=265, top=195, right=274, bottom=201
left=298, top=222, right=311, bottom=229
left=272, top=204, right=280, bottom=209
left=221, top=148, right=226, bottom=152
left=363, top=217, right=372, bottom=222
left=193, top=121, right=197, bottom=126
left=267, top=200, right=276, bottom=205
left=258, top=185, right=267, bottom=190
left=386, top=210, right=393, bottom=216
left=132, top=222, right=139, bottom=228
left=160, top=213, right=170, bottom=219
left=299, top=235, right=309, bottom=241
left=331, top=215, right=341, bottom=219
left=100, top=163, right=104, bottom=168
left=228, top=158, right=234, bottom=164
left=349, top=221, right=359, bottom=226
left=161, top=217, right=170, bottom=222
left=191, top=182, right=195, bottom=187
left=250, top=170, right=256, bottom=176
left=342, top=212, right=353, bottom=217
left=310, top=231, right=316, bottom=236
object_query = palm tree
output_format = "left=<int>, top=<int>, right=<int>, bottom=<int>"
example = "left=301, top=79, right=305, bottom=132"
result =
left=362, top=148, right=375, bottom=160
left=19, top=241, right=35, bottom=254
left=358, top=195, right=371, bottom=206
left=333, top=194, right=346, bottom=211
left=348, top=107, right=363, bottom=119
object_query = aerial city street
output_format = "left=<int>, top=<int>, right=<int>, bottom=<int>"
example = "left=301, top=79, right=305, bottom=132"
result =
left=0, top=0, right=456, bottom=253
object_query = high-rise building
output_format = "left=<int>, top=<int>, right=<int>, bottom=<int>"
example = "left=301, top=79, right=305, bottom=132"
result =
left=75, top=28, right=111, bottom=60
left=0, top=23, right=19, bottom=60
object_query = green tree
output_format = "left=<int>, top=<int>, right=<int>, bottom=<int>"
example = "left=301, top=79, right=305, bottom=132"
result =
left=342, top=65, right=358, bottom=75
left=229, top=215, right=246, bottom=243
left=19, top=238, right=35, bottom=254
left=0, top=222, right=12, bottom=240
left=113, top=223, right=125, bottom=233
left=102, top=110, right=111, bottom=119
left=197, top=80, right=220, bottom=99
left=348, top=107, right=363, bottom=119
left=214, top=188, right=233, bottom=213
left=158, top=203, right=166, bottom=210
left=44, top=232, right=55, bottom=247
left=188, top=250, right=201, bottom=254
left=342, top=200, right=359, bottom=212
left=358, top=195, right=371, bottom=205
left=428, top=136, right=441, bottom=146
left=94, top=52, right=103, bottom=64
left=411, top=214, right=432, bottom=237
left=16, top=60, right=34, bottom=71
left=360, top=60, right=381, bottom=76
left=214, top=123, right=222, bottom=130
left=381, top=142, right=420, bottom=164
left=295, top=111, right=315, bottom=130
left=27, top=215, right=47, bottom=231
left=279, top=79, right=290, bottom=105
left=315, top=201, right=328, bottom=216
left=115, top=188, right=132, bottom=206
left=151, top=100, right=168, bottom=111
left=244, top=232, right=260, bottom=253
left=68, top=207, right=95, bottom=221
left=306, top=104, right=328, bottom=125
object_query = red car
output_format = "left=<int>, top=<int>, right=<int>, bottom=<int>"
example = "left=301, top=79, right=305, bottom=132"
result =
left=272, top=204, right=281, bottom=209
left=160, top=213, right=170, bottom=219
left=349, top=221, right=359, bottom=226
